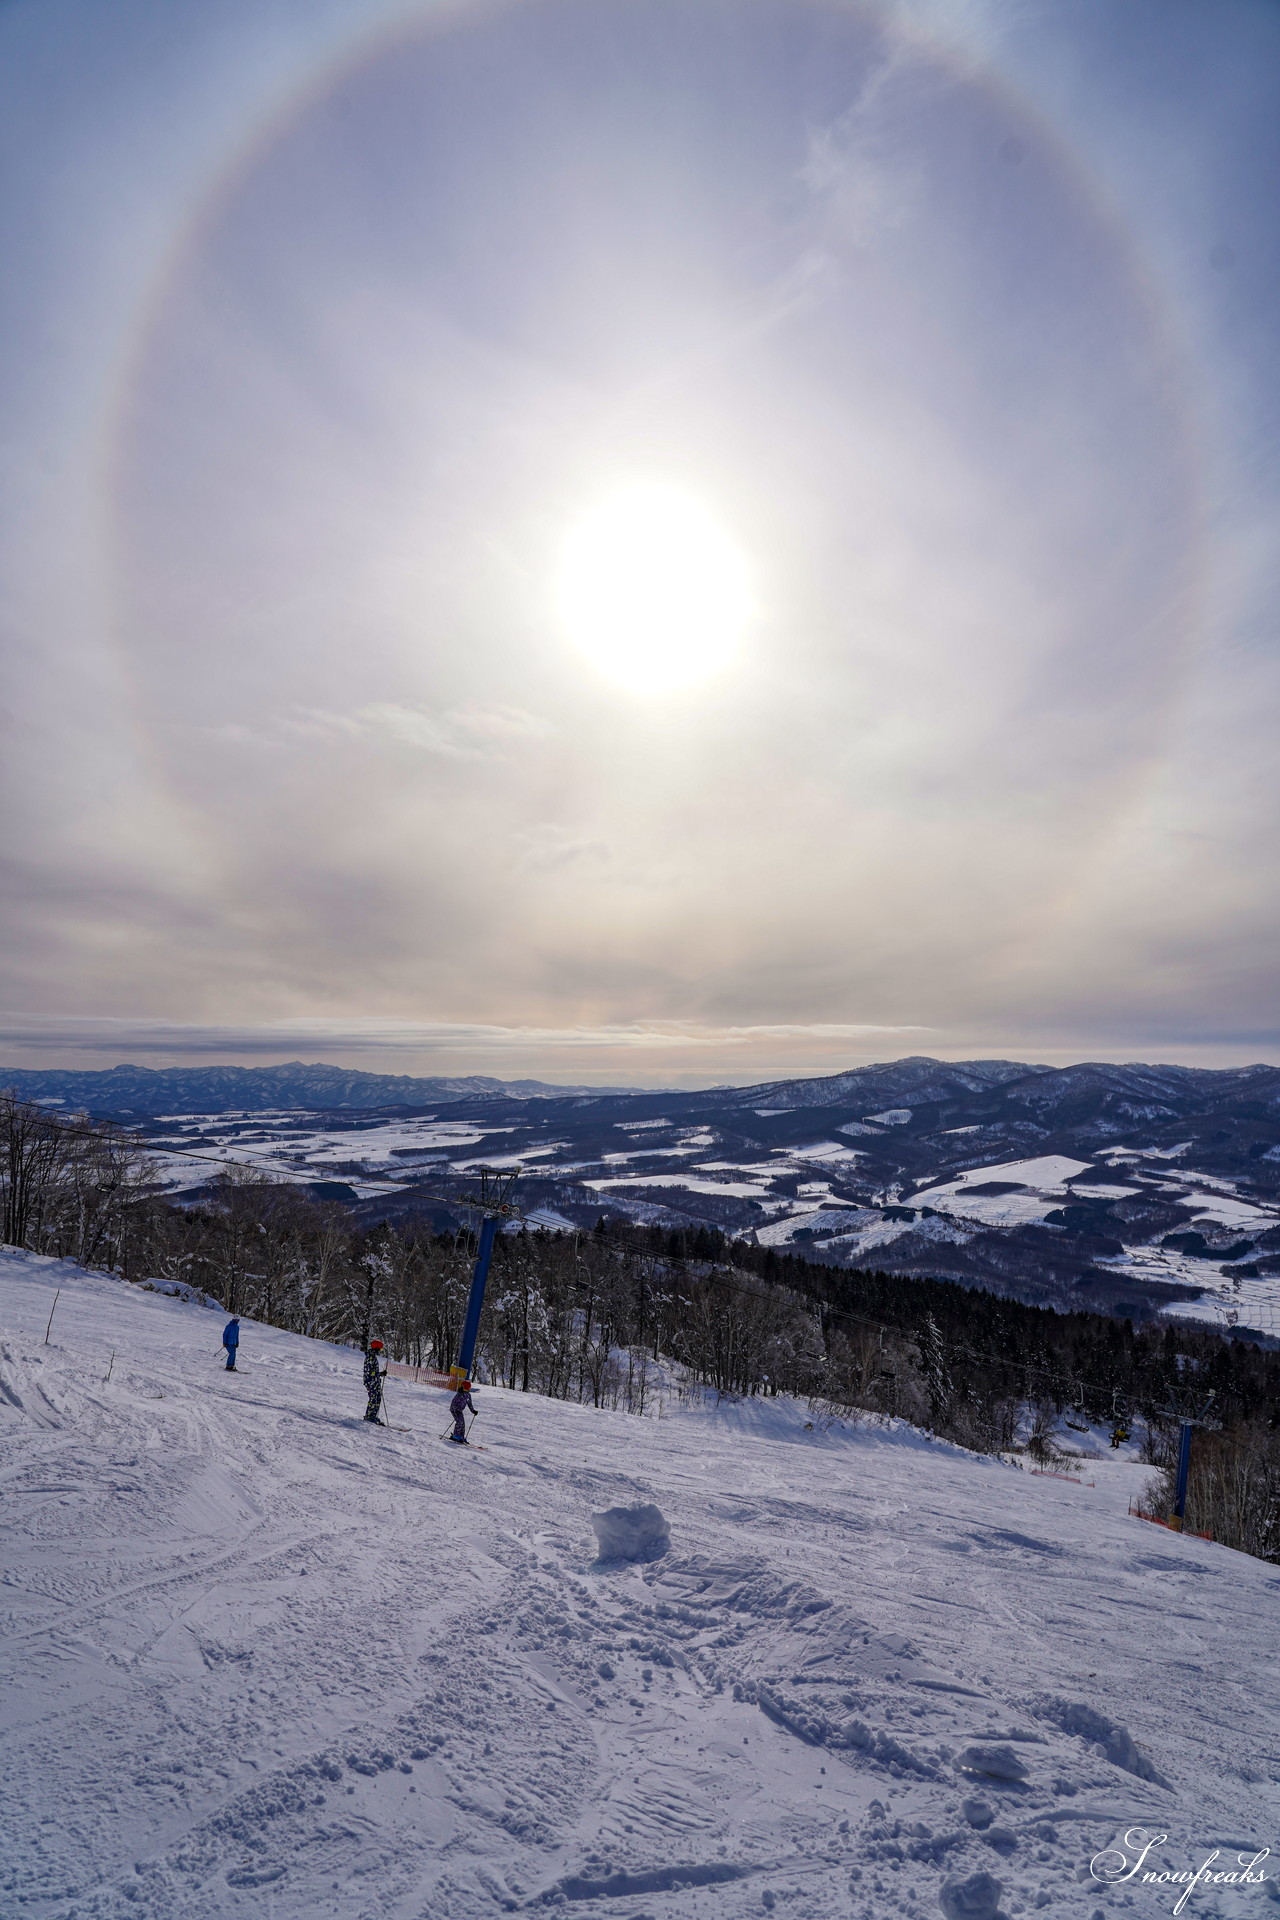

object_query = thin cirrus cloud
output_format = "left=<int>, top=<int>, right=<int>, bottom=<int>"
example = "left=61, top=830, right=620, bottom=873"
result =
left=212, top=703, right=554, bottom=757
left=0, top=0, right=1278, bottom=1081
left=0, top=1015, right=928, bottom=1057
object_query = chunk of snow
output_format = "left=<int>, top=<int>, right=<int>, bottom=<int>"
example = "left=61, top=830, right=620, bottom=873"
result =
left=939, top=1870, right=1003, bottom=1920
left=1029, top=1694, right=1168, bottom=1784
left=955, top=1742, right=1029, bottom=1782
left=590, top=1502, right=670, bottom=1562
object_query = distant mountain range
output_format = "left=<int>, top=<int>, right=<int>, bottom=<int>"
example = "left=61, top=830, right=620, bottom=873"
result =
left=0, top=1060, right=641, bottom=1112
left=7, top=1054, right=1280, bottom=1333
left=10, top=1049, right=1266, bottom=1116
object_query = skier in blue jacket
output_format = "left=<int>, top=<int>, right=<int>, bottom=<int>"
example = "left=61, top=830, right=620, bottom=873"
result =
left=449, top=1379, right=476, bottom=1443
left=223, top=1317, right=240, bottom=1371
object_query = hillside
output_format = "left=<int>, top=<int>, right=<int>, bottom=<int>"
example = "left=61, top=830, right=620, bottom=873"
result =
left=22, top=1053, right=1280, bottom=1333
left=2, top=1248, right=1276, bottom=1920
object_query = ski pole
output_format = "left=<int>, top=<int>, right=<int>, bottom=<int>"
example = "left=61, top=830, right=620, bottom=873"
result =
left=44, top=1289, right=60, bottom=1344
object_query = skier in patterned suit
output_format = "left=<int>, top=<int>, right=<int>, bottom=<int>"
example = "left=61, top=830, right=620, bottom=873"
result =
left=363, top=1339, right=387, bottom=1424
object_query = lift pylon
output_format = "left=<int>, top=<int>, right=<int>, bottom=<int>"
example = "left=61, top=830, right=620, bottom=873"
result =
left=450, top=1167, right=522, bottom=1387
left=1155, top=1391, right=1220, bottom=1532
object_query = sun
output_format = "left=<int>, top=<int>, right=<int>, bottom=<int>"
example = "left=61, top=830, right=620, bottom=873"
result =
left=555, top=483, right=754, bottom=694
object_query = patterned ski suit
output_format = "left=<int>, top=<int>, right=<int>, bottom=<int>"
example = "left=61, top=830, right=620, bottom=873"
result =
left=363, top=1348, right=386, bottom=1423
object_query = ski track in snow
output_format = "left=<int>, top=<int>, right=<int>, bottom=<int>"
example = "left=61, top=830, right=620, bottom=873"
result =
left=1, top=1249, right=1277, bottom=1920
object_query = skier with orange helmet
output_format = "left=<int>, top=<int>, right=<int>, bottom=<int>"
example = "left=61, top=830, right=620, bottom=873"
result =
left=363, top=1339, right=387, bottom=1424
left=448, top=1378, right=476, bottom=1444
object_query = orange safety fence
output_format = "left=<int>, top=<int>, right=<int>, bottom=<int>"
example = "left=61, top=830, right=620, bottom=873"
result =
left=385, top=1361, right=454, bottom=1389
left=1128, top=1505, right=1213, bottom=1542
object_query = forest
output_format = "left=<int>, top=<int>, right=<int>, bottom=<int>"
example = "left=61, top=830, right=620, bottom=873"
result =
left=4, top=1091, right=1278, bottom=1559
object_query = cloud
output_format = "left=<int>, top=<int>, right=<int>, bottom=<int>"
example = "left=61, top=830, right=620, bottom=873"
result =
left=0, top=1015, right=929, bottom=1057
left=799, top=49, right=925, bottom=249
left=513, top=824, right=612, bottom=874
left=3, top=0, right=1276, bottom=1080
left=281, top=704, right=552, bottom=758
left=453, top=707, right=553, bottom=742
left=876, top=0, right=1026, bottom=63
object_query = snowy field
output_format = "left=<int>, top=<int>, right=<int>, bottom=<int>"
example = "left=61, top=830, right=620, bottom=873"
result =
left=131, top=1116, right=510, bottom=1200
left=95, top=1105, right=1280, bottom=1336
left=2, top=1248, right=1278, bottom=1920
left=757, top=1154, right=1280, bottom=1341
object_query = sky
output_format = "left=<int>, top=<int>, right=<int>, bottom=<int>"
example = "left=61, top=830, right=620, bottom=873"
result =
left=2, top=0, right=1278, bottom=1088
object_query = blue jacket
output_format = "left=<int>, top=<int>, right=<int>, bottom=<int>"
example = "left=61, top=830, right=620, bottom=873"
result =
left=223, top=1320, right=240, bottom=1348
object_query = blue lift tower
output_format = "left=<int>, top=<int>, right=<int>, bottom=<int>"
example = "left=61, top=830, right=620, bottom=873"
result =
left=450, top=1167, right=522, bottom=1388
left=1160, top=1390, right=1219, bottom=1533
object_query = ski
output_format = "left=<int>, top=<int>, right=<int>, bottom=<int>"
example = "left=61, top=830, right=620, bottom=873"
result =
left=441, top=1439, right=487, bottom=1451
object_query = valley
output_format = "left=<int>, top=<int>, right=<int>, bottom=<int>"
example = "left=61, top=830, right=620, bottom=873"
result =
left=8, top=1057, right=1280, bottom=1338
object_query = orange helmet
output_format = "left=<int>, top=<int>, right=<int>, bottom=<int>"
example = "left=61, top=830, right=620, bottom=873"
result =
left=369, top=1339, right=384, bottom=1351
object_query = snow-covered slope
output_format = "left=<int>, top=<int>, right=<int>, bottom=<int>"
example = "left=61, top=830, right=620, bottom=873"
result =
left=2, top=1249, right=1276, bottom=1920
